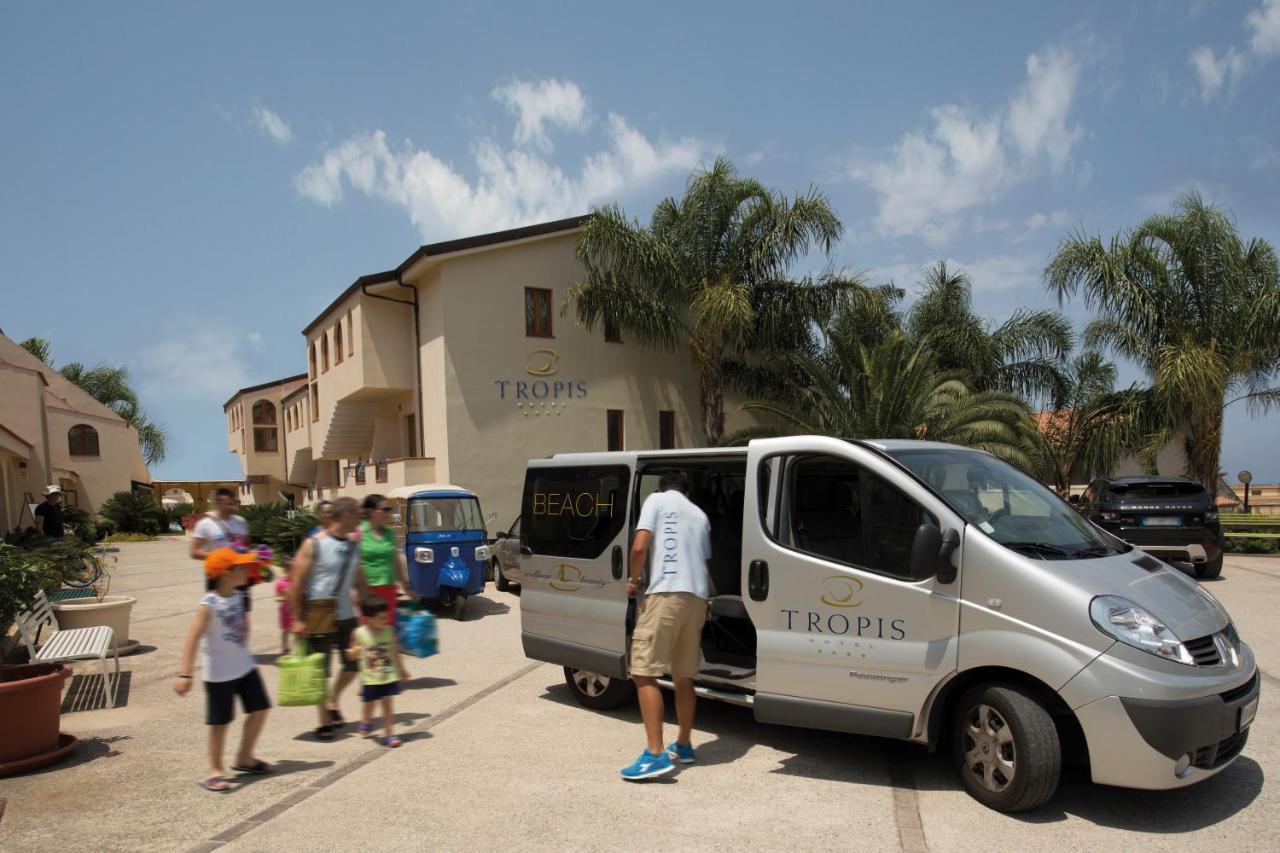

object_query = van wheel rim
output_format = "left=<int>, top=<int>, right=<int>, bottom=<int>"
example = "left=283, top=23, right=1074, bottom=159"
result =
left=963, top=703, right=1016, bottom=793
left=572, top=670, right=609, bottom=698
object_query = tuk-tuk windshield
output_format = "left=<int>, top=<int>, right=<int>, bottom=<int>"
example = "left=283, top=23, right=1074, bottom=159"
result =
left=408, top=496, right=484, bottom=533
left=886, top=448, right=1126, bottom=560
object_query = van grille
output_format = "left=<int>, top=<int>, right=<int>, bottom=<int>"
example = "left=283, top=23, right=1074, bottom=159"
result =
left=1185, top=634, right=1222, bottom=667
left=1220, top=674, right=1258, bottom=704
left=1192, top=728, right=1249, bottom=770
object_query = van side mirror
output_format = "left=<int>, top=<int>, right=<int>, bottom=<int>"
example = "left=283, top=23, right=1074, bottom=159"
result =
left=910, top=523, right=960, bottom=583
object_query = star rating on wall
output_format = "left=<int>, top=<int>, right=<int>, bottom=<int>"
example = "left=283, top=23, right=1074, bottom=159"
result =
left=517, top=401, right=565, bottom=417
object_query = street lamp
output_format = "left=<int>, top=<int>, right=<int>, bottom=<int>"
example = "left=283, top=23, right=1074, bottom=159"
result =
left=1239, top=470, right=1253, bottom=514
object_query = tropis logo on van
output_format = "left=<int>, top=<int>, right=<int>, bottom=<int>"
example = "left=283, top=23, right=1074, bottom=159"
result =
left=782, top=575, right=906, bottom=640
left=526, top=563, right=610, bottom=593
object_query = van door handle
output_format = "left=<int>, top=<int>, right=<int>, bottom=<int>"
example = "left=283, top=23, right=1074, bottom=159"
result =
left=611, top=545, right=623, bottom=579
left=748, top=559, right=769, bottom=601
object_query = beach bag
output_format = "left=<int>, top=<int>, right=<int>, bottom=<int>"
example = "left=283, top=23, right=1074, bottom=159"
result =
left=276, top=640, right=328, bottom=706
left=397, top=606, right=439, bottom=658
left=303, top=536, right=358, bottom=635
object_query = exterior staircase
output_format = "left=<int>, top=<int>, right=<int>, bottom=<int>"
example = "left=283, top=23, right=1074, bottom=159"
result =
left=317, top=399, right=378, bottom=460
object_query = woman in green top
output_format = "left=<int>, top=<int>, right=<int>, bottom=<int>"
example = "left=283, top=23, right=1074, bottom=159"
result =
left=359, top=494, right=415, bottom=624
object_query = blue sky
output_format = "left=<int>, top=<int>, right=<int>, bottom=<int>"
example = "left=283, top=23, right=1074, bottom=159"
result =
left=2, top=1, right=1278, bottom=481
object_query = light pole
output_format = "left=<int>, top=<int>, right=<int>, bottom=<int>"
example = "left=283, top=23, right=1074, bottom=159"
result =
left=1239, top=470, right=1253, bottom=515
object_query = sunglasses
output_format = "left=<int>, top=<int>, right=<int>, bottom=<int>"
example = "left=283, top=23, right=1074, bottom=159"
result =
left=376, top=505, right=393, bottom=512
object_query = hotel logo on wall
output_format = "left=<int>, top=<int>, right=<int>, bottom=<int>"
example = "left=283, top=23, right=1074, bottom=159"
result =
left=495, top=349, right=588, bottom=417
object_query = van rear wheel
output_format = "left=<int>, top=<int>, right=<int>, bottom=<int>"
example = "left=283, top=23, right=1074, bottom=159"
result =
left=563, top=667, right=635, bottom=710
left=952, top=684, right=1060, bottom=812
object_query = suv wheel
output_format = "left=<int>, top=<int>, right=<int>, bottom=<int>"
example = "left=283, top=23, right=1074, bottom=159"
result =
left=563, top=667, right=635, bottom=710
left=1195, top=554, right=1224, bottom=580
left=952, top=684, right=1060, bottom=812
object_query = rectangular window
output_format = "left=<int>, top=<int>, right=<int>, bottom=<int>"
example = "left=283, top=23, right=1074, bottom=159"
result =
left=347, top=309, right=355, bottom=357
left=607, top=409, right=624, bottom=452
left=659, top=411, right=676, bottom=449
left=521, top=465, right=630, bottom=559
left=405, top=414, right=417, bottom=457
left=604, top=318, right=622, bottom=343
left=253, top=428, right=278, bottom=453
left=525, top=288, right=553, bottom=337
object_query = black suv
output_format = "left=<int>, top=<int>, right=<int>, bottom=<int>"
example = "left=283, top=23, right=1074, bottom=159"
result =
left=1074, top=476, right=1224, bottom=579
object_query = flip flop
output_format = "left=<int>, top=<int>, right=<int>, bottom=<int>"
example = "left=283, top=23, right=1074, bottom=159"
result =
left=380, top=736, right=402, bottom=749
left=199, top=776, right=232, bottom=793
left=231, top=760, right=274, bottom=775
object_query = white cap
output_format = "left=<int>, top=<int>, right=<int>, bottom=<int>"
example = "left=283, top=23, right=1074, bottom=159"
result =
left=44, top=484, right=63, bottom=496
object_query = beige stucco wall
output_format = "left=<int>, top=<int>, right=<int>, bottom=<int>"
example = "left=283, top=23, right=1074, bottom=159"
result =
left=409, top=230, right=756, bottom=526
left=46, top=406, right=144, bottom=511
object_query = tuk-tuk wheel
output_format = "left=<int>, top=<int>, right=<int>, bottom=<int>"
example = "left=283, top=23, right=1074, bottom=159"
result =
left=453, top=594, right=467, bottom=621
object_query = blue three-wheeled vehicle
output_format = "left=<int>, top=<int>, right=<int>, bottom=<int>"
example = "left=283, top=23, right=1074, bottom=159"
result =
left=404, top=485, right=493, bottom=620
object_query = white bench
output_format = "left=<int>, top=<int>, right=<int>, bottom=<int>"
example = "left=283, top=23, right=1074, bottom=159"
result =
left=16, top=589, right=120, bottom=708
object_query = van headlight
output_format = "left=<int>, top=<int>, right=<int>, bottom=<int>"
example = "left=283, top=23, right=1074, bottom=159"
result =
left=475, top=545, right=491, bottom=561
left=1090, top=595, right=1194, bottom=665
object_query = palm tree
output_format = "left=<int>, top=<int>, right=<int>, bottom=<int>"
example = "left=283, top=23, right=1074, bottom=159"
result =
left=905, top=262, right=1073, bottom=404
left=567, top=157, right=884, bottom=444
left=729, top=330, right=1037, bottom=467
left=1045, top=192, right=1280, bottom=490
left=1030, top=352, right=1148, bottom=495
left=17, top=341, right=168, bottom=466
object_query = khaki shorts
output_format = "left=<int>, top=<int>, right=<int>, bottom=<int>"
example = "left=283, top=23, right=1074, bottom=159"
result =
left=630, top=592, right=707, bottom=678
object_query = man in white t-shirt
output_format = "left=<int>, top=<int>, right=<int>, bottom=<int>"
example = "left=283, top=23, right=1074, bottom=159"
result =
left=191, top=489, right=250, bottom=558
left=620, top=471, right=712, bottom=781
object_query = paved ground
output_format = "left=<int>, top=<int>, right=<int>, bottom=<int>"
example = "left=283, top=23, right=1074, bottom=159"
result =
left=1, top=539, right=1277, bottom=852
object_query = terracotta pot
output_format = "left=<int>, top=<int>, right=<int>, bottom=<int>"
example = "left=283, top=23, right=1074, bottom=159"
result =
left=0, top=663, right=71, bottom=768
left=51, top=595, right=138, bottom=656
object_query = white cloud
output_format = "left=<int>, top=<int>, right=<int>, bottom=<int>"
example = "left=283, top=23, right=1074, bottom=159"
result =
left=252, top=104, right=294, bottom=145
left=848, top=47, right=1082, bottom=245
left=295, top=80, right=710, bottom=241
left=1026, top=209, right=1071, bottom=231
left=137, top=325, right=257, bottom=401
left=491, top=78, right=589, bottom=150
left=1189, top=0, right=1280, bottom=101
left=1138, top=180, right=1226, bottom=212
left=871, top=253, right=1042, bottom=294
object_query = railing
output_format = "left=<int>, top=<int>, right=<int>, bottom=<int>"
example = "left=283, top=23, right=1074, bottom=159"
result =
left=1221, top=513, right=1280, bottom=540
left=355, top=463, right=366, bottom=485
left=375, top=460, right=388, bottom=483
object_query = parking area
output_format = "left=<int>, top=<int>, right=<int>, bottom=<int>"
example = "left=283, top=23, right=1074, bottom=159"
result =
left=1, top=540, right=1276, bottom=852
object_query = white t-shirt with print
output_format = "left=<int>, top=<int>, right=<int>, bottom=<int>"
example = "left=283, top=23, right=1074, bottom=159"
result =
left=636, top=489, right=712, bottom=599
left=192, top=514, right=249, bottom=551
left=199, top=591, right=254, bottom=682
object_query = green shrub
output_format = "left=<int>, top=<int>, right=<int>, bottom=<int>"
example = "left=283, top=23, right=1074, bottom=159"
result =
left=264, top=510, right=319, bottom=559
left=99, top=490, right=165, bottom=534
left=238, top=502, right=291, bottom=544
left=104, top=532, right=158, bottom=543
left=62, top=506, right=98, bottom=545
left=0, top=543, right=63, bottom=627
left=1226, top=537, right=1280, bottom=554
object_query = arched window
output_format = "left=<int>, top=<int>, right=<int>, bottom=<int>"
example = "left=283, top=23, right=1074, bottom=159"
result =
left=69, top=424, right=100, bottom=456
left=252, top=400, right=278, bottom=452
left=321, top=334, right=329, bottom=373
left=334, top=320, right=344, bottom=364
left=309, top=342, right=317, bottom=378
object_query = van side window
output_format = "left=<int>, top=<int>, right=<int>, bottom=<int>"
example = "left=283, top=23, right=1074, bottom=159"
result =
left=522, top=465, right=629, bottom=559
left=779, top=454, right=936, bottom=581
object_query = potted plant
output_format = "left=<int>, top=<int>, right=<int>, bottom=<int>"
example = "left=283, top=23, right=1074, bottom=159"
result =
left=40, top=541, right=138, bottom=657
left=0, top=544, right=78, bottom=775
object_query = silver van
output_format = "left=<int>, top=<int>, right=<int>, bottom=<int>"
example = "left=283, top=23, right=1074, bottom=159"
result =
left=518, top=437, right=1259, bottom=811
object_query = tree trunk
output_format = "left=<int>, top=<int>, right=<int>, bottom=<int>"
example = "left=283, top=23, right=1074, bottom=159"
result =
left=1189, top=402, right=1225, bottom=493
left=700, top=363, right=725, bottom=446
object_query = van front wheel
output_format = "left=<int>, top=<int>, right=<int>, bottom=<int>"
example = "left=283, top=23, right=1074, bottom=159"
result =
left=564, top=667, right=635, bottom=710
left=952, top=685, right=1060, bottom=812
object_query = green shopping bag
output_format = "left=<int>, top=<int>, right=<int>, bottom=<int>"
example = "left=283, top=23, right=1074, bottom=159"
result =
left=276, top=640, right=328, bottom=706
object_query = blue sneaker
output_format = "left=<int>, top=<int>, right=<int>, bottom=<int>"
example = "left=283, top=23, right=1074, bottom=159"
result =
left=620, top=749, right=674, bottom=781
left=666, top=741, right=696, bottom=764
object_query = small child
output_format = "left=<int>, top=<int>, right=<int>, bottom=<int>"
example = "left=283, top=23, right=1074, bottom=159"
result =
left=176, top=548, right=273, bottom=792
left=274, top=575, right=292, bottom=654
left=346, top=595, right=408, bottom=748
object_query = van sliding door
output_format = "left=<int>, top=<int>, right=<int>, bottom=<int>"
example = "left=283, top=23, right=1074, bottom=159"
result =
left=519, top=461, right=633, bottom=677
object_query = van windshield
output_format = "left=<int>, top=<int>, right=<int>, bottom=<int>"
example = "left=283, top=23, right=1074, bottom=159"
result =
left=885, top=448, right=1125, bottom=559
left=408, top=497, right=484, bottom=533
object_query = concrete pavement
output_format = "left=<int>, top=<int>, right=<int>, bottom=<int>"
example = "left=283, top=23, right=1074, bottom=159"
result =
left=1, top=540, right=1277, bottom=852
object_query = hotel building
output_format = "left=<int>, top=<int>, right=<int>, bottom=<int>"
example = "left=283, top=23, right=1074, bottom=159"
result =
left=223, top=215, right=754, bottom=527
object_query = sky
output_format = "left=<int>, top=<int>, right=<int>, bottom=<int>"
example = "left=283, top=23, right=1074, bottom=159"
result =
left=2, top=1, right=1278, bottom=481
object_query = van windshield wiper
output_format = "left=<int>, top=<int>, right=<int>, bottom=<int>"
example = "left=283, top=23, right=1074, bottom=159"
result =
left=1000, top=541, right=1075, bottom=558
left=1071, top=544, right=1119, bottom=558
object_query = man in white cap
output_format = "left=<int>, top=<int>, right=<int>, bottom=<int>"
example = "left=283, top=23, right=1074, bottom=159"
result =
left=34, top=485, right=67, bottom=540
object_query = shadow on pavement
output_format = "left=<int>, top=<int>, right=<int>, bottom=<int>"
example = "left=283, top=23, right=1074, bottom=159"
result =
left=18, top=735, right=132, bottom=777
left=61, top=671, right=132, bottom=713
left=421, top=596, right=510, bottom=621
left=541, top=680, right=1263, bottom=830
left=401, top=676, right=457, bottom=690
left=230, top=759, right=336, bottom=788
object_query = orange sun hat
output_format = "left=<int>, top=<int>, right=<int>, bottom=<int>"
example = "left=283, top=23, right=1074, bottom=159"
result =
left=204, top=547, right=262, bottom=580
